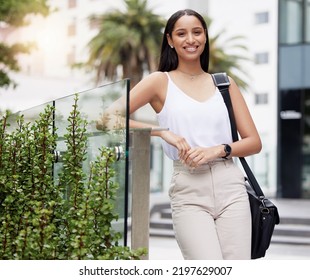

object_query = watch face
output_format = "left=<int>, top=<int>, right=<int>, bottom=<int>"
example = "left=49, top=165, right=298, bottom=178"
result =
left=222, top=144, right=231, bottom=159
left=225, top=144, right=231, bottom=154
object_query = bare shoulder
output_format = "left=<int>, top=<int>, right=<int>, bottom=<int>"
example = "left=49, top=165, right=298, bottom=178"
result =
left=131, top=71, right=166, bottom=92
left=227, top=76, right=244, bottom=99
left=227, top=75, right=252, bottom=121
left=130, top=71, right=168, bottom=113
left=226, top=75, right=250, bottom=115
left=148, top=71, right=167, bottom=79
left=142, top=71, right=167, bottom=85
left=227, top=75, right=238, bottom=89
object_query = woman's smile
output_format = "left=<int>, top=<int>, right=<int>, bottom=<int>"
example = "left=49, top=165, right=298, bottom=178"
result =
left=183, top=46, right=199, bottom=53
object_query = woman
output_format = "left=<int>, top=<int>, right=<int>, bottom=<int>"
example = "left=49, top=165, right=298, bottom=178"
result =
left=117, top=9, right=261, bottom=259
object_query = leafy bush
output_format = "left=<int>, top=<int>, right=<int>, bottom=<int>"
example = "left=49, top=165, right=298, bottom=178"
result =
left=0, top=96, right=145, bottom=260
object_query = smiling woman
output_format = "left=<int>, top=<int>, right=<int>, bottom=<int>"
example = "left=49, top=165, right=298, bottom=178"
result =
left=106, top=9, right=262, bottom=260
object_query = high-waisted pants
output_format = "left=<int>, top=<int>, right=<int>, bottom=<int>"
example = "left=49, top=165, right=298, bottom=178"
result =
left=169, top=159, right=251, bottom=260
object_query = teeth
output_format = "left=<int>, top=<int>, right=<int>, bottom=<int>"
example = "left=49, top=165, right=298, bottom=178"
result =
left=185, top=47, right=197, bottom=52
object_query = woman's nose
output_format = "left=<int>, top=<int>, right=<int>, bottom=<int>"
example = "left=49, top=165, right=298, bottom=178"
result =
left=186, top=33, right=195, bottom=44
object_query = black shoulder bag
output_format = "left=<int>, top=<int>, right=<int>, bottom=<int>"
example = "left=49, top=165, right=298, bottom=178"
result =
left=211, top=72, right=280, bottom=259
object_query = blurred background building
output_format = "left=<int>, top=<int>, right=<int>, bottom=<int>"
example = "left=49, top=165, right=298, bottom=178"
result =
left=278, top=0, right=310, bottom=199
left=0, top=0, right=309, bottom=199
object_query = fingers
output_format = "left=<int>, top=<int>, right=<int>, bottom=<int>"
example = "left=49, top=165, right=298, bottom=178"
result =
left=160, top=131, right=214, bottom=167
left=182, top=148, right=204, bottom=167
left=161, top=131, right=191, bottom=159
left=176, top=139, right=191, bottom=160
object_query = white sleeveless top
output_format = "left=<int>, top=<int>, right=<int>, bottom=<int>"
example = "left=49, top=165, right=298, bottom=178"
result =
left=157, top=72, right=232, bottom=160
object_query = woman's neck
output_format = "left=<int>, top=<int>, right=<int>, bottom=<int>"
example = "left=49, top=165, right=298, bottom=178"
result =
left=176, top=68, right=204, bottom=76
left=176, top=61, right=203, bottom=75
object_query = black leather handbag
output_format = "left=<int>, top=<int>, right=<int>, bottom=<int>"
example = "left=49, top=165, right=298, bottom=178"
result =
left=211, top=72, right=280, bottom=259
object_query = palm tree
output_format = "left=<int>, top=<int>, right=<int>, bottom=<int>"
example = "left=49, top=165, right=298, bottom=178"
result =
left=85, top=0, right=165, bottom=88
left=206, top=17, right=250, bottom=90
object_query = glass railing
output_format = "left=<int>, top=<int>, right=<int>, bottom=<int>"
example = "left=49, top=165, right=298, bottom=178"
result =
left=4, top=79, right=130, bottom=248
left=54, top=80, right=130, bottom=246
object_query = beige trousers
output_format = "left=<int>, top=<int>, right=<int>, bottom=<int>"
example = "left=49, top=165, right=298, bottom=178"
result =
left=169, top=159, right=251, bottom=260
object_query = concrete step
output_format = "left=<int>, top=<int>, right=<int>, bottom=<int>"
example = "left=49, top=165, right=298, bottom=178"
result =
left=149, top=203, right=310, bottom=244
left=149, top=227, right=175, bottom=238
left=150, top=217, right=173, bottom=230
left=271, top=235, right=310, bottom=245
left=274, top=224, right=310, bottom=237
left=160, top=208, right=172, bottom=219
left=149, top=212, right=174, bottom=238
left=279, top=217, right=310, bottom=225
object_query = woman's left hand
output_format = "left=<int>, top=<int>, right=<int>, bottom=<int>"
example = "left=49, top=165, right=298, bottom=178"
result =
left=181, top=145, right=223, bottom=167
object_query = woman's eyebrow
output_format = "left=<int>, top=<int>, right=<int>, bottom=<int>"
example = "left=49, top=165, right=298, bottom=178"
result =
left=174, top=26, right=203, bottom=32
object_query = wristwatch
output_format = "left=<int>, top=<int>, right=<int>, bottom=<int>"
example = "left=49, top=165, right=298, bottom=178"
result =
left=222, top=144, right=232, bottom=159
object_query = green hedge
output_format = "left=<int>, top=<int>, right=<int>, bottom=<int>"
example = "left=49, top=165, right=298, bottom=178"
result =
left=0, top=96, right=145, bottom=260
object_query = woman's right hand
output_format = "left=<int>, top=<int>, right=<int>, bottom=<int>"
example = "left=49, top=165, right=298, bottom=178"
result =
left=160, top=130, right=191, bottom=160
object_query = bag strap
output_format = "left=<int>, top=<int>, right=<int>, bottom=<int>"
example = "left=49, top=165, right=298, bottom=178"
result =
left=211, top=72, right=265, bottom=198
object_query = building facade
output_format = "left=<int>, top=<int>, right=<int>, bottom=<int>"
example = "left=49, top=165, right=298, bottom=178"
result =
left=278, top=0, right=310, bottom=198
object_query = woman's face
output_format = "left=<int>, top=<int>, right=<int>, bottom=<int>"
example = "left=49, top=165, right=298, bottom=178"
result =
left=167, top=15, right=206, bottom=61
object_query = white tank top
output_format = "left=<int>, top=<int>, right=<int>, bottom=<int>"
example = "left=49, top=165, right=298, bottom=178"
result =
left=157, top=72, right=232, bottom=160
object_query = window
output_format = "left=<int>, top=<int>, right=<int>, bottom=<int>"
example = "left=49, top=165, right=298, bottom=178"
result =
left=280, top=0, right=310, bottom=43
left=68, top=23, right=76, bottom=36
left=68, top=0, right=77, bottom=8
left=279, top=0, right=303, bottom=44
left=68, top=18, right=77, bottom=37
left=255, top=12, right=269, bottom=24
left=255, top=52, right=269, bottom=64
left=255, top=93, right=269, bottom=105
left=67, top=46, right=76, bottom=65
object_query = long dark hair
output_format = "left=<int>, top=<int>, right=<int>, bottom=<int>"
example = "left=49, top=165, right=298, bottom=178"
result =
left=158, top=9, right=209, bottom=72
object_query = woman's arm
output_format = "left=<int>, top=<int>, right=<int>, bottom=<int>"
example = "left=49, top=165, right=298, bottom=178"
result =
left=129, top=72, right=192, bottom=156
left=128, top=71, right=168, bottom=137
left=228, top=76, right=262, bottom=157
left=96, top=72, right=164, bottom=132
left=97, top=71, right=192, bottom=156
